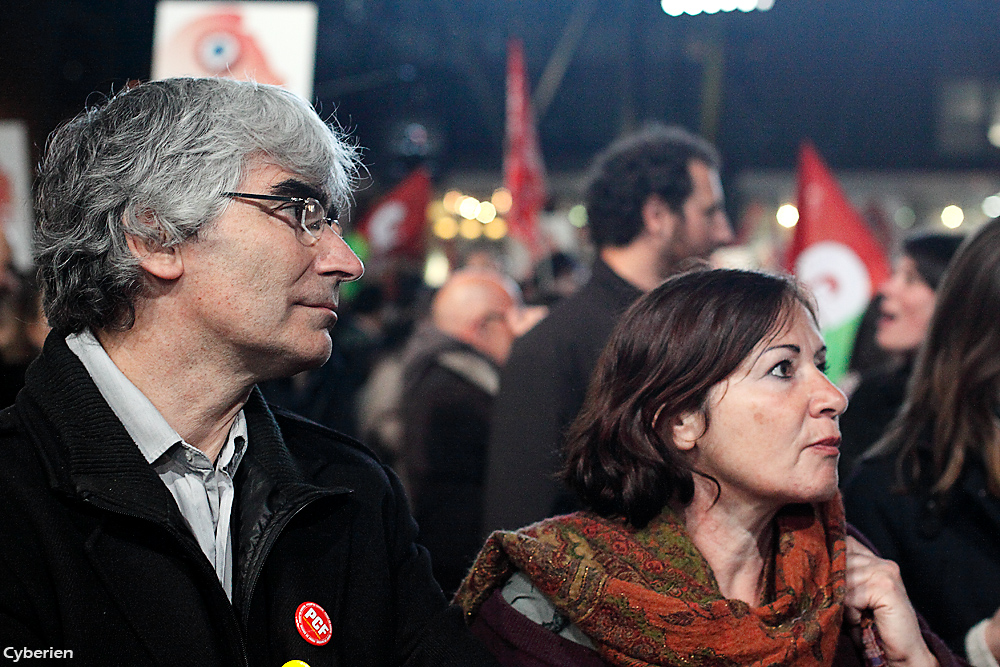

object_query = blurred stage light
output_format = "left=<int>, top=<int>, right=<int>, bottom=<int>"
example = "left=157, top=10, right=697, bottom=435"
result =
left=426, top=200, right=446, bottom=221
left=424, top=249, right=450, bottom=288
left=983, top=195, right=1000, bottom=218
left=702, top=0, right=722, bottom=14
left=894, top=206, right=916, bottom=229
left=476, top=201, right=497, bottom=223
left=492, top=188, right=513, bottom=214
left=941, top=205, right=964, bottom=229
left=459, top=217, right=483, bottom=239
left=661, top=0, right=774, bottom=14
left=443, top=190, right=463, bottom=214
left=458, top=196, right=482, bottom=220
left=989, top=123, right=1000, bottom=148
left=776, top=203, right=799, bottom=228
left=483, top=217, right=507, bottom=240
left=433, top=215, right=458, bottom=240
left=568, top=204, right=588, bottom=228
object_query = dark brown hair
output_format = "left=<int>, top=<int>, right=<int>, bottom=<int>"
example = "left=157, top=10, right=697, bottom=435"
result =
left=874, top=218, right=1000, bottom=496
left=561, top=268, right=815, bottom=528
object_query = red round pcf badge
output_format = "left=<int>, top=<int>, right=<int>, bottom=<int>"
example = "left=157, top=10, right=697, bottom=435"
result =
left=294, top=601, right=332, bottom=646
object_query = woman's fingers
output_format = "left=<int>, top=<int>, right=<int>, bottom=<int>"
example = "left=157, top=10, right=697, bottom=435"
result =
left=844, top=536, right=938, bottom=667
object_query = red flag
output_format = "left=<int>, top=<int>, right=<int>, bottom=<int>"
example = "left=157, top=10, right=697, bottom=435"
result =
left=784, top=142, right=891, bottom=381
left=356, top=167, right=431, bottom=260
left=504, top=38, right=547, bottom=256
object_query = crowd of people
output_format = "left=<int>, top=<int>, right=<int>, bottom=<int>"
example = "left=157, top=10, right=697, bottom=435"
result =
left=0, top=75, right=995, bottom=667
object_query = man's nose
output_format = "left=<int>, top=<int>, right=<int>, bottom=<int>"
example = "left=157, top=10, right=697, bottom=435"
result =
left=315, top=232, right=364, bottom=282
left=714, top=212, right=734, bottom=245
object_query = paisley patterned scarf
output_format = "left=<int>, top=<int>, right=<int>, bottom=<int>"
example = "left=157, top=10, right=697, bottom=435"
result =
left=455, top=497, right=856, bottom=667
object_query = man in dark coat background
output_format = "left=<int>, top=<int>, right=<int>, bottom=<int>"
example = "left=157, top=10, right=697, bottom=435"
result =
left=481, top=125, right=734, bottom=534
left=398, top=269, right=525, bottom=595
left=0, top=77, right=495, bottom=666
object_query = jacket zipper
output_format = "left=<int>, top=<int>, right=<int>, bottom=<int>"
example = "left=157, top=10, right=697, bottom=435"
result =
left=81, top=493, right=251, bottom=666
left=239, top=488, right=345, bottom=629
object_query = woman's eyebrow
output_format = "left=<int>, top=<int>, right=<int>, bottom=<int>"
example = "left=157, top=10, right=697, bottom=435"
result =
left=763, top=344, right=800, bottom=355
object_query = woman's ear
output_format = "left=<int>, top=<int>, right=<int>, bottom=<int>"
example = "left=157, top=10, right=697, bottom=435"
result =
left=671, top=410, right=705, bottom=451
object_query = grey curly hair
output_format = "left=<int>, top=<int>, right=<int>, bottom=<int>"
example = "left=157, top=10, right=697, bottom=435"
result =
left=35, top=77, right=361, bottom=333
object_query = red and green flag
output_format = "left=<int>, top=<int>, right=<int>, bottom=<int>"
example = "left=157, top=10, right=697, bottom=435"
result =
left=784, top=142, right=891, bottom=383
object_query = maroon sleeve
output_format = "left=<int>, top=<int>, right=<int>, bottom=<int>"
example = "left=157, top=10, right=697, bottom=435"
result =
left=469, top=589, right=609, bottom=667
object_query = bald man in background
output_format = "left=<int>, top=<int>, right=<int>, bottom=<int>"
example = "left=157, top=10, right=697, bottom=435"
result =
left=398, top=270, right=537, bottom=594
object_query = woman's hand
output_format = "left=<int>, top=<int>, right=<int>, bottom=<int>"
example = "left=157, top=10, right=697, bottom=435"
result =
left=844, top=536, right=939, bottom=667
left=982, top=606, right=1000, bottom=659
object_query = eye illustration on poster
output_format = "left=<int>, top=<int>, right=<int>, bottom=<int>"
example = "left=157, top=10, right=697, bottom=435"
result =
left=0, top=121, right=35, bottom=275
left=152, top=1, right=318, bottom=99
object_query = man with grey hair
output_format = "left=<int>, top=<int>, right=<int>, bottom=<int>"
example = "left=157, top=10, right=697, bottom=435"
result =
left=0, top=78, right=495, bottom=665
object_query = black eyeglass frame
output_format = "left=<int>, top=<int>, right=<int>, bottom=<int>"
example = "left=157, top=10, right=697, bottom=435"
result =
left=222, top=191, right=343, bottom=245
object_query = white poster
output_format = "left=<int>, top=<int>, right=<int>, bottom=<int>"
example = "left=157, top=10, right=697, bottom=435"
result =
left=152, top=1, right=318, bottom=100
left=0, top=121, right=35, bottom=272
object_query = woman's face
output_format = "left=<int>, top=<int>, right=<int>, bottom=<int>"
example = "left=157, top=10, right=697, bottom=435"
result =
left=676, top=305, right=848, bottom=511
left=876, top=256, right=937, bottom=353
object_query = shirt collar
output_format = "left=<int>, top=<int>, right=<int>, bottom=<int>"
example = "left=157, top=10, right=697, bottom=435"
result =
left=65, top=330, right=247, bottom=470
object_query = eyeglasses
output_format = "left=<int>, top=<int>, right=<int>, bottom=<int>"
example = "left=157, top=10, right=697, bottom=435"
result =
left=222, top=192, right=343, bottom=246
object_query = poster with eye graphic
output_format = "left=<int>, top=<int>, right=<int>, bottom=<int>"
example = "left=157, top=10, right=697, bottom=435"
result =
left=0, top=120, right=35, bottom=273
left=152, top=1, right=318, bottom=100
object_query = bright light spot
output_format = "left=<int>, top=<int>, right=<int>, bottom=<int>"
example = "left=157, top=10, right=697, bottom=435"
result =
left=433, top=216, right=458, bottom=240
left=893, top=206, right=916, bottom=229
left=426, top=200, right=446, bottom=221
left=476, top=201, right=497, bottom=223
left=492, top=188, right=512, bottom=214
left=983, top=195, right=1000, bottom=219
left=423, top=250, right=450, bottom=288
left=989, top=124, right=1000, bottom=148
left=568, top=204, right=588, bottom=228
left=776, top=203, right=799, bottom=228
left=483, top=217, right=507, bottom=240
left=702, top=0, right=723, bottom=13
left=661, top=0, right=685, bottom=16
left=665, top=0, right=772, bottom=13
left=443, top=190, right=463, bottom=214
left=459, top=217, right=483, bottom=239
left=941, top=204, right=964, bottom=229
left=458, top=196, right=481, bottom=220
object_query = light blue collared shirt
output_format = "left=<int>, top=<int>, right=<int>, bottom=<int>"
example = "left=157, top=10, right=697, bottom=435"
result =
left=66, top=331, right=247, bottom=600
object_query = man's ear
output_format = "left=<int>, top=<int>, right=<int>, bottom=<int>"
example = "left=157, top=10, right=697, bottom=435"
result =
left=125, top=211, right=183, bottom=281
left=670, top=409, right=705, bottom=452
left=640, top=194, right=679, bottom=240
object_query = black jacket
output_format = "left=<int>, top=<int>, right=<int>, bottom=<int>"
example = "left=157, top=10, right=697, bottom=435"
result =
left=400, top=326, right=499, bottom=595
left=0, top=333, right=496, bottom=666
left=838, top=360, right=912, bottom=484
left=844, top=449, right=1000, bottom=654
left=481, top=258, right=642, bottom=535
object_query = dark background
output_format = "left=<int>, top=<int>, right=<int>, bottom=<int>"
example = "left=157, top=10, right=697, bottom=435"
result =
left=3, top=0, right=999, bottom=183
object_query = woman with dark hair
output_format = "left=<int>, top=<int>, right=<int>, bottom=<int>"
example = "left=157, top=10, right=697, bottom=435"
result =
left=839, top=232, right=965, bottom=481
left=845, top=218, right=1000, bottom=665
left=455, top=268, right=959, bottom=667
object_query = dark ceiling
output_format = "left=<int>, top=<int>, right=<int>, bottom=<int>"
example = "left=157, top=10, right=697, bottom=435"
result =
left=3, top=0, right=1000, bottom=185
